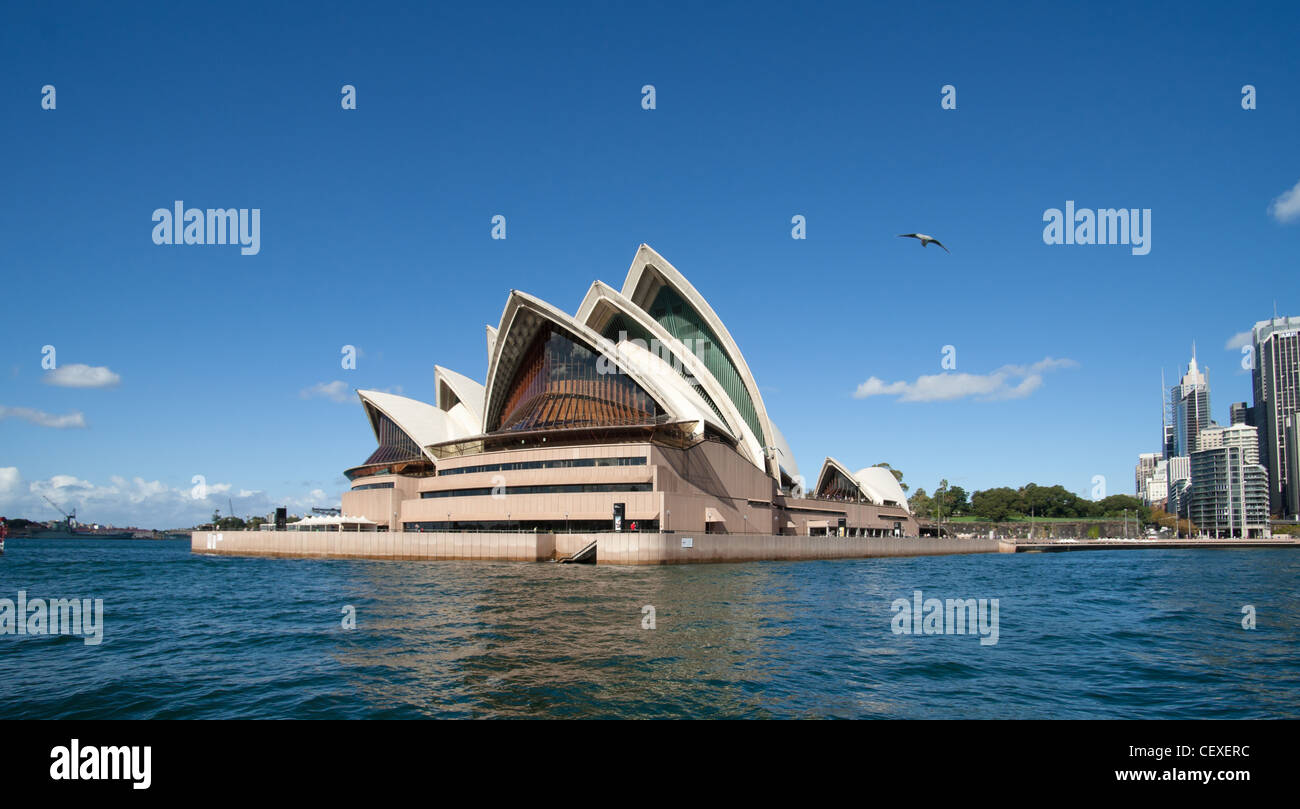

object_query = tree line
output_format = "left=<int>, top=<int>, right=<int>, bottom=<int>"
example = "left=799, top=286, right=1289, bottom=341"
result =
left=908, top=482, right=1148, bottom=523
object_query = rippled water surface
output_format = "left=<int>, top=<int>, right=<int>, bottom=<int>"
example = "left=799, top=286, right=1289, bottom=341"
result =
left=1, top=539, right=1297, bottom=718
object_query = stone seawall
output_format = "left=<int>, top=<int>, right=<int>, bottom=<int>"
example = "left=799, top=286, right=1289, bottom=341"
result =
left=593, top=532, right=1003, bottom=564
left=192, top=530, right=556, bottom=561
left=191, top=530, right=1003, bottom=564
left=999, top=537, right=1300, bottom=553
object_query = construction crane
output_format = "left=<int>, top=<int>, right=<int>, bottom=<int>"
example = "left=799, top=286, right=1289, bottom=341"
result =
left=43, top=495, right=77, bottom=529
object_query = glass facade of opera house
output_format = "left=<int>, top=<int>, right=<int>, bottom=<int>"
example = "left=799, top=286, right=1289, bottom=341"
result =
left=340, top=245, right=918, bottom=538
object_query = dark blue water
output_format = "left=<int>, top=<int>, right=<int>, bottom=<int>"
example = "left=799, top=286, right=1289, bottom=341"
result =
left=1, top=539, right=1297, bottom=718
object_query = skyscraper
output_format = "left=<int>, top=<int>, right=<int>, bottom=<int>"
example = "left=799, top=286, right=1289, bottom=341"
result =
left=1230, top=401, right=1253, bottom=426
left=1287, top=415, right=1300, bottom=518
left=1251, top=316, right=1300, bottom=517
left=1170, top=349, right=1210, bottom=457
left=1161, top=369, right=1176, bottom=458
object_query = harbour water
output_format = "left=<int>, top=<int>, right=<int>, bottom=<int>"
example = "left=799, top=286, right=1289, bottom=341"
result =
left=1, top=538, right=1297, bottom=719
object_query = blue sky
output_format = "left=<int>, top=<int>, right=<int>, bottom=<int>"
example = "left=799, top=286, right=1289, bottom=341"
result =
left=2, top=1, right=1298, bottom=527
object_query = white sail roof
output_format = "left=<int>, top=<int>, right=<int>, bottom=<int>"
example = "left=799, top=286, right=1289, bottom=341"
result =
left=815, top=457, right=910, bottom=512
left=434, top=365, right=485, bottom=438
left=356, top=389, right=469, bottom=458
left=619, top=244, right=778, bottom=474
left=483, top=289, right=729, bottom=437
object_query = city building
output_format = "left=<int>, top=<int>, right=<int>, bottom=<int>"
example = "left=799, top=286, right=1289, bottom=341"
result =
left=1143, top=459, right=1169, bottom=506
left=340, top=245, right=919, bottom=538
left=1230, top=401, right=1253, bottom=426
left=1187, top=446, right=1270, bottom=538
left=1135, top=452, right=1161, bottom=498
left=1170, top=350, right=1211, bottom=457
left=1287, top=415, right=1300, bottom=517
left=1196, top=423, right=1260, bottom=465
left=1251, top=316, right=1300, bottom=517
left=1168, top=477, right=1192, bottom=521
left=1159, top=370, right=1176, bottom=459
left=1166, top=454, right=1191, bottom=488
left=1165, top=455, right=1192, bottom=519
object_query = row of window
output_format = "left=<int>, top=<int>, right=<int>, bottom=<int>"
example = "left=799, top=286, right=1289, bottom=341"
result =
left=493, top=324, right=662, bottom=431
left=647, top=285, right=765, bottom=444
left=439, top=456, right=648, bottom=476
left=350, top=482, right=395, bottom=491
left=403, top=519, right=660, bottom=533
left=422, top=483, right=652, bottom=499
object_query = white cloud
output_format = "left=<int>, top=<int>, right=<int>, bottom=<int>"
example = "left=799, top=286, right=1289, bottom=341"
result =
left=0, top=406, right=87, bottom=428
left=0, top=467, right=341, bottom=529
left=1225, top=331, right=1252, bottom=350
left=988, top=373, right=1044, bottom=400
left=44, top=364, right=121, bottom=388
left=1269, top=179, right=1300, bottom=224
left=853, top=357, right=1076, bottom=403
left=300, top=380, right=352, bottom=403
left=999, top=357, right=1079, bottom=376
left=0, top=467, right=20, bottom=496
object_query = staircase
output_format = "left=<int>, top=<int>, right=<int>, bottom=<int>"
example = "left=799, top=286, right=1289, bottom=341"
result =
left=556, top=538, right=598, bottom=564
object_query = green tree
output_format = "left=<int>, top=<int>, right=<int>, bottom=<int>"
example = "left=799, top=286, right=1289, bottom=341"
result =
left=971, top=487, right=1022, bottom=522
left=908, top=488, right=934, bottom=519
left=1094, top=494, right=1147, bottom=522
left=937, top=485, right=968, bottom=517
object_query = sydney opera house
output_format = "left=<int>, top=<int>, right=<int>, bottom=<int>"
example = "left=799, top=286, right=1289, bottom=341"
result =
left=340, top=245, right=918, bottom=539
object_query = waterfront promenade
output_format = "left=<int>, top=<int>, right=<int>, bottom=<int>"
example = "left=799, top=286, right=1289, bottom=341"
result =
left=999, top=537, right=1300, bottom=553
left=192, top=530, right=1300, bottom=564
left=191, top=530, right=1002, bottom=564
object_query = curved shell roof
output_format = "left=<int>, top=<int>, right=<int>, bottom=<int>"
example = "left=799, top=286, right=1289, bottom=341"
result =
left=619, top=244, right=778, bottom=475
left=347, top=245, right=916, bottom=493
left=485, top=324, right=498, bottom=365
left=852, top=465, right=910, bottom=511
left=482, top=289, right=728, bottom=437
left=356, top=389, right=467, bottom=459
left=816, top=457, right=910, bottom=512
left=434, top=365, right=485, bottom=438
left=576, top=279, right=766, bottom=469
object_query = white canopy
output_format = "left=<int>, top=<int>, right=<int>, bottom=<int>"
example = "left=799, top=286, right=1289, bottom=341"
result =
left=286, top=514, right=378, bottom=531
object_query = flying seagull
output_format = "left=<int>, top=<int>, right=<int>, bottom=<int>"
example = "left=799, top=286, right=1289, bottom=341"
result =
left=899, top=233, right=949, bottom=253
